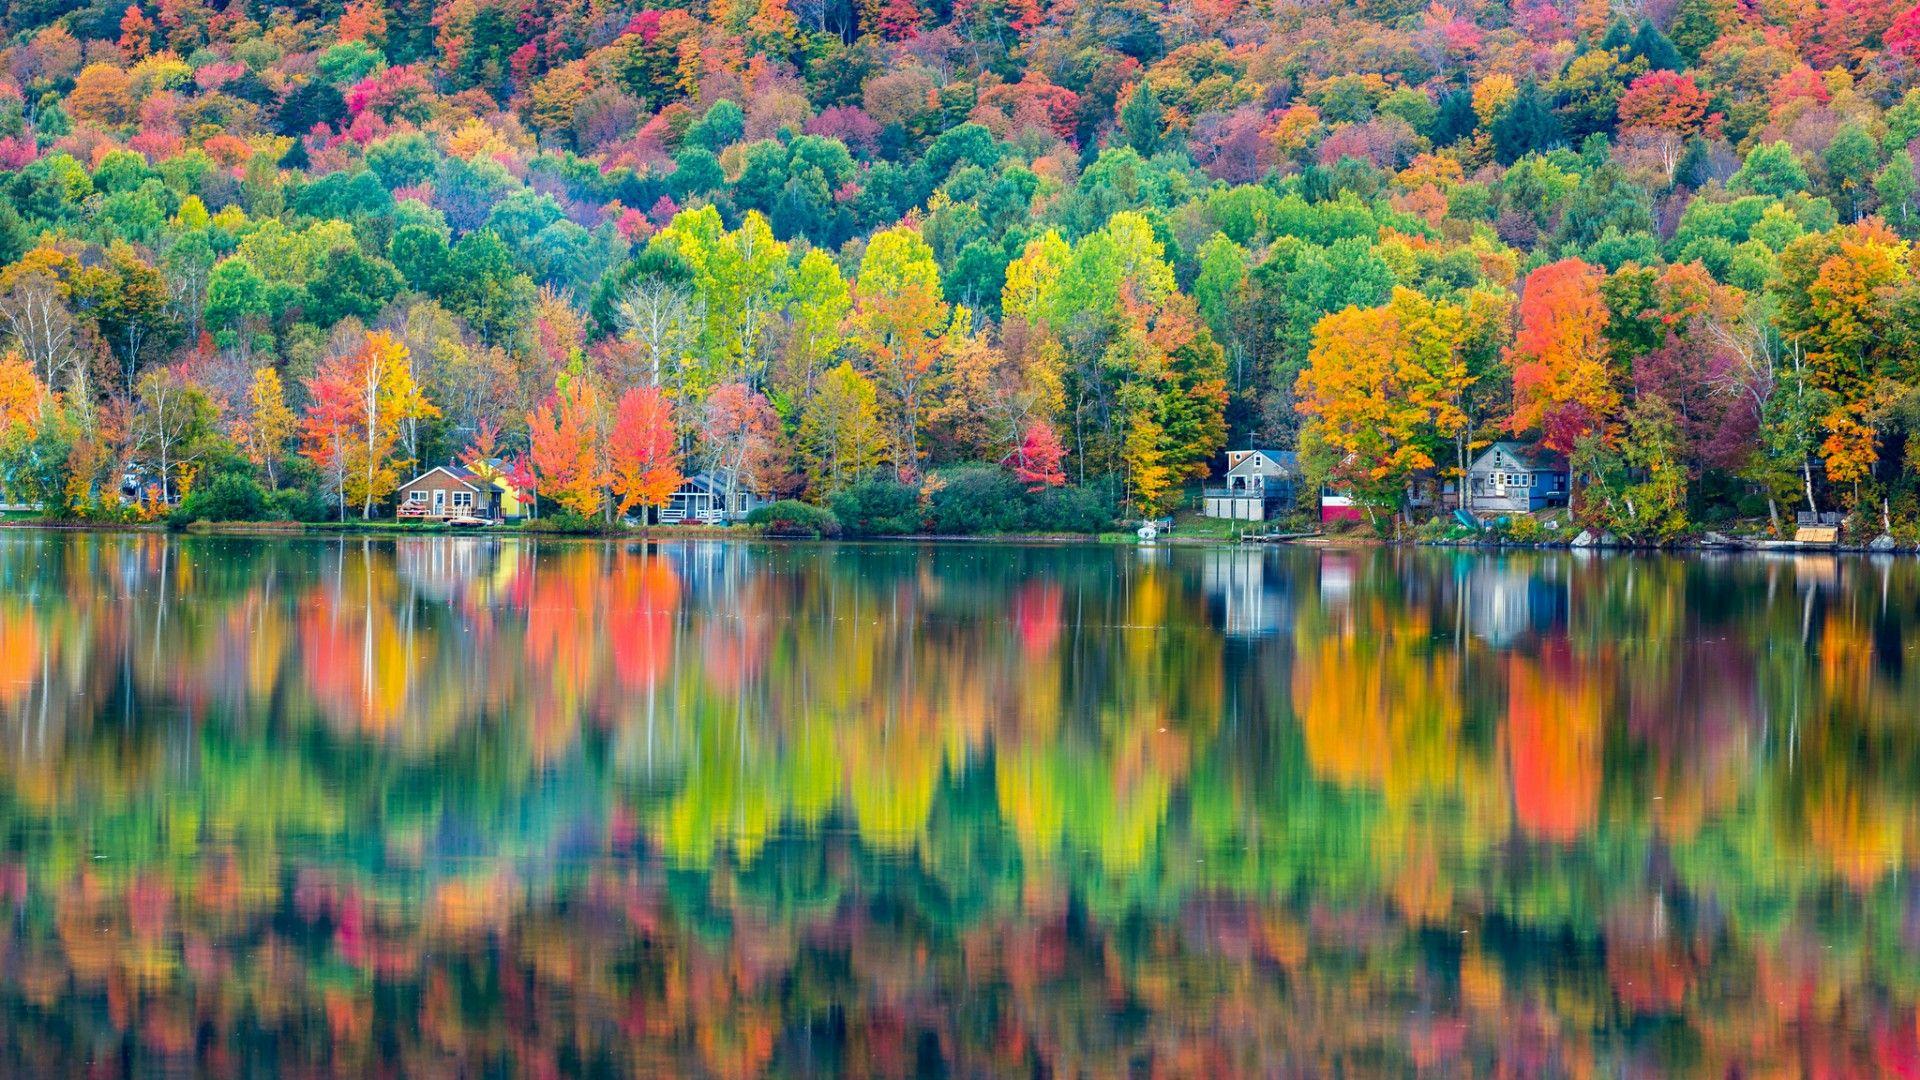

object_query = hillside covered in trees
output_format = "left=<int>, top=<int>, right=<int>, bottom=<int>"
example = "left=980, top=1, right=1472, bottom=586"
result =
left=0, top=0, right=1918, bottom=534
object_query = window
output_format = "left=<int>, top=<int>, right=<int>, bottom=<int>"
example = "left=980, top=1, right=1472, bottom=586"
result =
left=408, top=491, right=427, bottom=503
left=452, top=492, right=473, bottom=509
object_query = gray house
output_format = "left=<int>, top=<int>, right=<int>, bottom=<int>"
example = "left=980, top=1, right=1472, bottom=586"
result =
left=660, top=471, right=772, bottom=524
left=1203, top=449, right=1301, bottom=521
left=1465, top=441, right=1570, bottom=515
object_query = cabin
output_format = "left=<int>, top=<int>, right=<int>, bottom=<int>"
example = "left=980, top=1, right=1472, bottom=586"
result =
left=1465, top=441, right=1570, bottom=515
left=660, top=471, right=772, bottom=524
left=395, top=465, right=507, bottom=522
left=1203, top=449, right=1300, bottom=521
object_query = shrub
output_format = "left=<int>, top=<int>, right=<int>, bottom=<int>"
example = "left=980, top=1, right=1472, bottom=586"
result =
left=170, top=471, right=270, bottom=525
left=1502, top=514, right=1546, bottom=543
left=748, top=500, right=841, bottom=537
left=1414, top=515, right=1479, bottom=542
left=927, top=465, right=1027, bottom=534
left=522, top=511, right=613, bottom=535
left=0, top=424, right=75, bottom=518
left=1025, top=482, right=1119, bottom=533
left=271, top=487, right=330, bottom=522
left=830, top=478, right=922, bottom=536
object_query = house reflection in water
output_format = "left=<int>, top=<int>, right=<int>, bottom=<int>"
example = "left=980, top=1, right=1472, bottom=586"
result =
left=1198, top=548, right=1293, bottom=638
left=1319, top=553, right=1356, bottom=610
left=1465, top=557, right=1568, bottom=647
left=393, top=537, right=519, bottom=605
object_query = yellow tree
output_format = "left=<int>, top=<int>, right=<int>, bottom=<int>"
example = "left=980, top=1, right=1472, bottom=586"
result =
left=1772, top=220, right=1911, bottom=500
left=1001, top=230, right=1070, bottom=326
left=855, top=225, right=948, bottom=477
left=927, top=309, right=1024, bottom=459
left=799, top=361, right=888, bottom=498
left=238, top=366, right=298, bottom=489
left=1295, top=288, right=1471, bottom=518
left=0, top=352, right=44, bottom=430
left=1123, top=413, right=1172, bottom=515
left=308, top=332, right=437, bottom=519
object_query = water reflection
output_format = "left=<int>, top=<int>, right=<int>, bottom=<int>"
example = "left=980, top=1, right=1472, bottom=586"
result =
left=0, top=535, right=1917, bottom=1074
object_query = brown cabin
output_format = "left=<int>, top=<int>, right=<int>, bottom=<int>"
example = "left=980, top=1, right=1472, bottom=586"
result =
left=394, top=465, right=503, bottom=521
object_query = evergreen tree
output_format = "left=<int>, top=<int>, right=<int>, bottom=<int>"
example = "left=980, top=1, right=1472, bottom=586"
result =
left=1492, top=81, right=1565, bottom=165
left=1119, top=81, right=1163, bottom=158
left=1629, top=19, right=1684, bottom=71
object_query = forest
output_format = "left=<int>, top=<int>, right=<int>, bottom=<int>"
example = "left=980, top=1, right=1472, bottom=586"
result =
left=2, top=0, right=1920, bottom=535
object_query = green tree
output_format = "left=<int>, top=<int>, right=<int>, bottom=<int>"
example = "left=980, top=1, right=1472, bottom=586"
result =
left=95, top=243, right=176, bottom=394
left=1571, top=396, right=1689, bottom=540
left=1730, top=142, right=1810, bottom=198
left=441, top=230, right=535, bottom=346
left=1491, top=80, right=1565, bottom=164
left=1877, top=151, right=1919, bottom=237
left=1119, top=80, right=1163, bottom=157
left=303, top=247, right=403, bottom=328
left=1824, top=122, right=1882, bottom=223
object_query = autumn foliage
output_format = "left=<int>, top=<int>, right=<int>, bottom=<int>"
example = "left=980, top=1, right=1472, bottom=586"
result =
left=1509, top=260, right=1617, bottom=454
left=609, top=385, right=682, bottom=519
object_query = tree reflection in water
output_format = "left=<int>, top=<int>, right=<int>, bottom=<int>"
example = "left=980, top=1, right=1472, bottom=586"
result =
left=0, top=534, right=1916, bottom=1075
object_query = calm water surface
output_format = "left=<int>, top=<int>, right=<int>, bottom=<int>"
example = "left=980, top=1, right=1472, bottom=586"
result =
left=0, top=533, right=1916, bottom=1076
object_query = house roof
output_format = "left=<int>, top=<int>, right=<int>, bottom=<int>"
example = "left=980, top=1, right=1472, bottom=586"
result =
left=1472, top=441, right=1568, bottom=473
left=1225, top=449, right=1300, bottom=475
left=399, top=465, right=484, bottom=493
left=678, top=470, right=769, bottom=496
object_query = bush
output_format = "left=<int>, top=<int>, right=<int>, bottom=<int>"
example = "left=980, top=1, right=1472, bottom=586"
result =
left=1414, top=515, right=1478, bottom=542
left=747, top=500, right=841, bottom=537
left=1025, top=481, right=1119, bottom=533
left=1501, top=514, right=1546, bottom=543
left=830, top=478, right=922, bottom=536
left=522, top=511, right=614, bottom=535
left=170, top=471, right=270, bottom=525
left=0, top=423, right=75, bottom=518
left=271, top=487, right=330, bottom=523
left=927, top=466, right=1027, bottom=534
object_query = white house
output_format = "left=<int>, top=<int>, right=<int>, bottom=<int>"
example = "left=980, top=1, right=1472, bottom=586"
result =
left=1202, top=449, right=1301, bottom=521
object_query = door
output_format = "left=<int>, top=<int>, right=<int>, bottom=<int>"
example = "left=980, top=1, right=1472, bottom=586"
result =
left=432, top=489, right=445, bottom=516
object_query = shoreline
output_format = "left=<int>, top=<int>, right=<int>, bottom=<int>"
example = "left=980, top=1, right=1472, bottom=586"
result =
left=0, top=518, right=1910, bottom=555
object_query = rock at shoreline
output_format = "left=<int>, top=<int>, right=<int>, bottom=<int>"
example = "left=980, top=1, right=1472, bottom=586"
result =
left=1570, top=529, right=1596, bottom=548
left=1869, top=533, right=1897, bottom=552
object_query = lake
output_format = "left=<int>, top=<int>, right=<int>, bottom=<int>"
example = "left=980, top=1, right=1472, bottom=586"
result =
left=0, top=533, right=1914, bottom=1075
